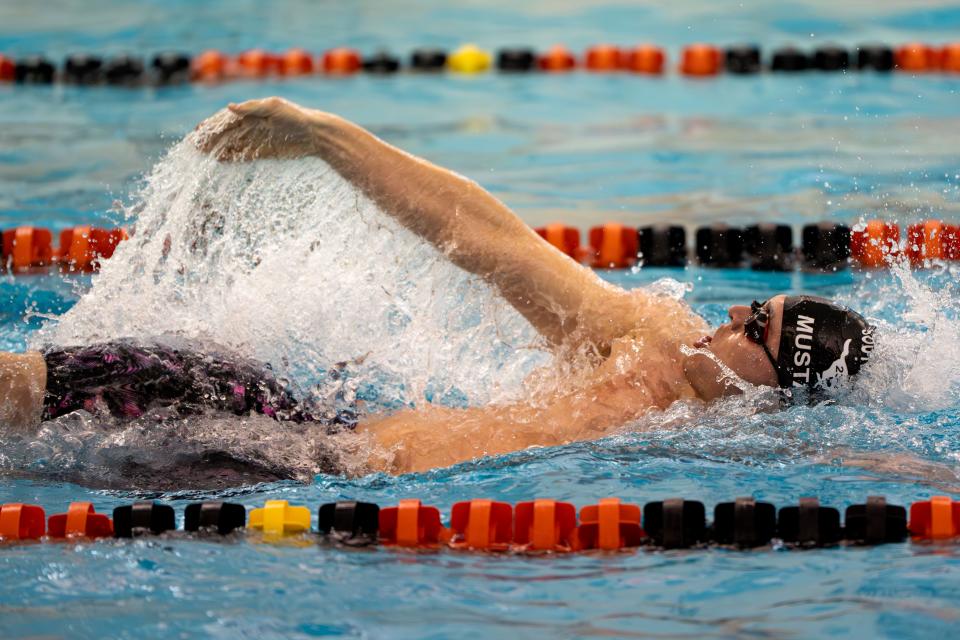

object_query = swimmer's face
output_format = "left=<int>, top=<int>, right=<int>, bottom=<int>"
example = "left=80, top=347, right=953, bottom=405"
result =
left=684, top=295, right=785, bottom=400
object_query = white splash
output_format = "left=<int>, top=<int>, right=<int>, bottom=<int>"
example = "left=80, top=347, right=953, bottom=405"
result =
left=33, top=135, right=549, bottom=410
left=846, top=258, right=960, bottom=411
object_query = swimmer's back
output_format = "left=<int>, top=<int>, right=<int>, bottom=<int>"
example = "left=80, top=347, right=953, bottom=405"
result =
left=41, top=340, right=307, bottom=422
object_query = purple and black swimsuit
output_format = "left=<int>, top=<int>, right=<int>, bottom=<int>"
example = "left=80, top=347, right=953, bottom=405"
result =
left=41, top=341, right=354, bottom=426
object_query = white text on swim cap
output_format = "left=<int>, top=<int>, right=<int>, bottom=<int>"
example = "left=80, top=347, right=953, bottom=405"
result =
left=860, top=326, right=875, bottom=363
left=791, top=314, right=815, bottom=385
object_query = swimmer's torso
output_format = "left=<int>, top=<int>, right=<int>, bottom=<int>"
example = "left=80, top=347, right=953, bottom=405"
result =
left=359, top=321, right=704, bottom=474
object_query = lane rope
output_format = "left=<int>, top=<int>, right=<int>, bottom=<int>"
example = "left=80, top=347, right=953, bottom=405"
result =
left=2, top=42, right=960, bottom=86
left=0, top=220, right=949, bottom=274
left=1, top=495, right=957, bottom=550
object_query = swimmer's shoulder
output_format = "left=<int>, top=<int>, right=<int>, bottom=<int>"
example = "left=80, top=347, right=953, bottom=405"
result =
left=621, top=289, right=708, bottom=344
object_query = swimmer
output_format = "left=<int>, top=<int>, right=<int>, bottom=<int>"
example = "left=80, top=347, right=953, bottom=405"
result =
left=0, top=97, right=874, bottom=477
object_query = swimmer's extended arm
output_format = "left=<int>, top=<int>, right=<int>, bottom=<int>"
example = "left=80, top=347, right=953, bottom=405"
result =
left=198, top=98, right=653, bottom=351
left=358, top=342, right=666, bottom=474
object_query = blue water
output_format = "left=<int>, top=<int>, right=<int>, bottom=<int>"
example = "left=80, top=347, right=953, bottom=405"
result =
left=3, top=1, right=960, bottom=638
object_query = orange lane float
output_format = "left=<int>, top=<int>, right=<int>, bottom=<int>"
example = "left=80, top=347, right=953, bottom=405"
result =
left=2, top=226, right=53, bottom=271
left=378, top=499, right=448, bottom=547
left=234, top=49, right=281, bottom=77
left=895, top=43, right=939, bottom=72
left=905, top=220, right=954, bottom=265
left=624, top=45, right=665, bottom=74
left=584, top=44, right=623, bottom=71
left=681, top=44, right=722, bottom=76
left=850, top=220, right=900, bottom=268
left=941, top=43, right=960, bottom=72
left=47, top=502, right=114, bottom=539
left=513, top=499, right=577, bottom=552
left=57, top=226, right=127, bottom=272
left=576, top=498, right=645, bottom=551
left=589, top=222, right=639, bottom=268
left=448, top=499, right=513, bottom=551
left=909, top=496, right=960, bottom=540
left=280, top=48, right=315, bottom=75
left=192, top=49, right=228, bottom=81
left=538, top=45, right=577, bottom=72
left=0, top=503, right=46, bottom=541
left=322, top=48, right=362, bottom=75
left=534, top=223, right=583, bottom=260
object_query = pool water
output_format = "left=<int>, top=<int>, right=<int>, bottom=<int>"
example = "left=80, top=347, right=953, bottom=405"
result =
left=3, top=1, right=960, bottom=638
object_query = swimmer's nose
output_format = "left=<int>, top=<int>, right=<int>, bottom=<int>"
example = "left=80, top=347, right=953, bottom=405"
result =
left=727, top=304, right=751, bottom=327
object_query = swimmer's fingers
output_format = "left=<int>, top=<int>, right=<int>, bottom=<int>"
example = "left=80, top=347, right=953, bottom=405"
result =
left=197, top=98, right=323, bottom=161
left=194, top=112, right=267, bottom=161
left=228, top=97, right=293, bottom=119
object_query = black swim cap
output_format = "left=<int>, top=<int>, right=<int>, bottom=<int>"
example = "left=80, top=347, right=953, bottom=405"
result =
left=774, top=296, right=875, bottom=391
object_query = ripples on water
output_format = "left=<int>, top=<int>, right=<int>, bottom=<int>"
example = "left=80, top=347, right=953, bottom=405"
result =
left=3, top=1, right=960, bottom=637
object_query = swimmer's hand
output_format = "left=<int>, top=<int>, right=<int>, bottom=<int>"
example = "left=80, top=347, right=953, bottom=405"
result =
left=195, top=97, right=339, bottom=162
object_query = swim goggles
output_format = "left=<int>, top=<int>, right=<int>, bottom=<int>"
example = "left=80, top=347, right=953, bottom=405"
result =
left=744, top=299, right=781, bottom=381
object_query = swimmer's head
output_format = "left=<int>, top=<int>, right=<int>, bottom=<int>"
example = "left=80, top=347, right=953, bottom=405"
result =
left=684, top=294, right=875, bottom=399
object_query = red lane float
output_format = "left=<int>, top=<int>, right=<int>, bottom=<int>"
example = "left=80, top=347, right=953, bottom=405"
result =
left=585, top=45, right=623, bottom=71
left=625, top=45, right=665, bottom=74
left=448, top=499, right=512, bottom=551
left=378, top=499, right=448, bottom=547
left=0, top=54, right=14, bottom=81
left=58, top=226, right=127, bottom=271
left=943, top=224, right=960, bottom=260
left=235, top=49, right=281, bottom=77
left=589, top=222, right=639, bottom=268
left=904, top=220, right=957, bottom=265
left=0, top=503, right=46, bottom=541
left=535, top=223, right=583, bottom=259
left=538, top=45, right=577, bottom=72
left=681, top=44, right=722, bottom=76
left=281, top=48, right=315, bottom=75
left=896, top=43, right=938, bottom=72
left=322, top=48, right=362, bottom=75
left=2, top=226, right=53, bottom=271
left=514, top=499, right=577, bottom=552
left=576, top=498, right=644, bottom=551
left=47, top=502, right=114, bottom=539
left=941, top=43, right=960, bottom=73
left=851, top=220, right=900, bottom=268
left=192, top=50, right=228, bottom=81
left=909, top=496, right=960, bottom=540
